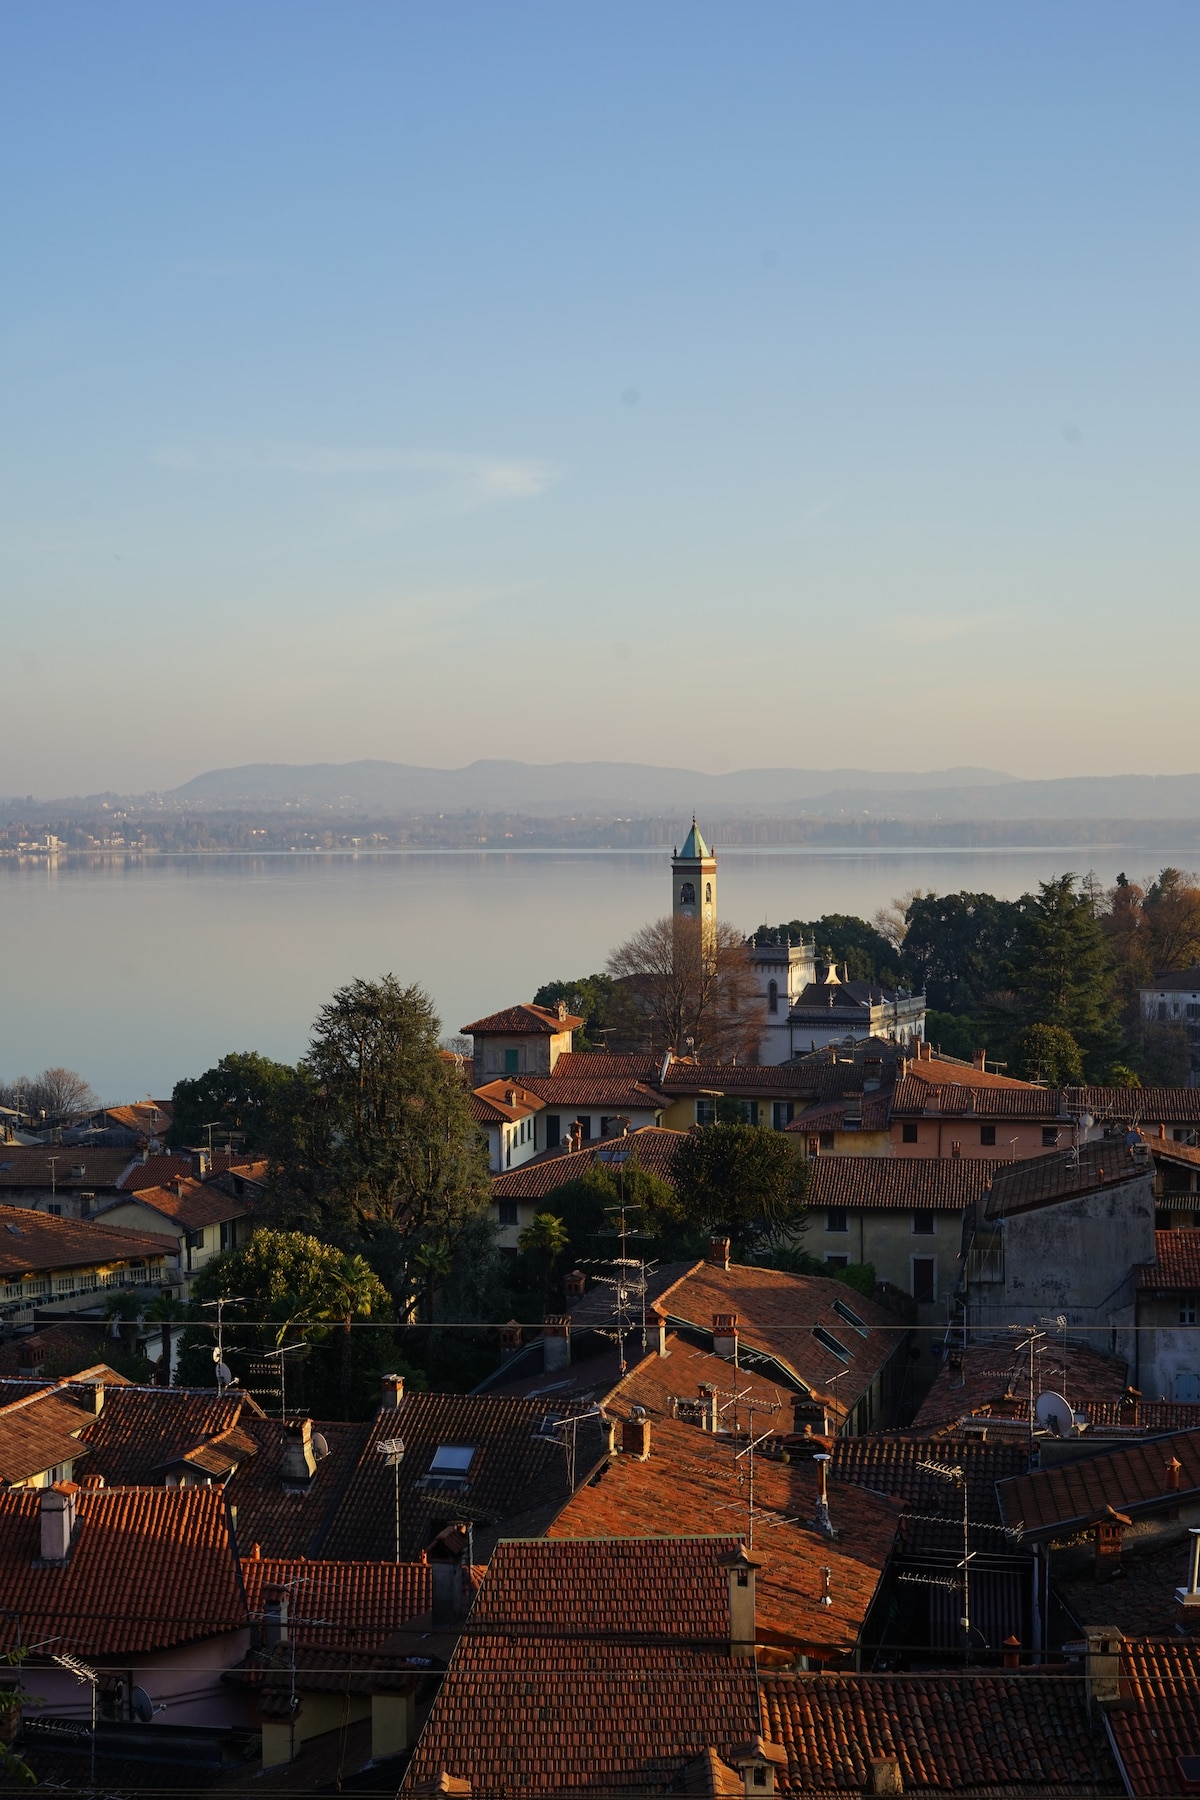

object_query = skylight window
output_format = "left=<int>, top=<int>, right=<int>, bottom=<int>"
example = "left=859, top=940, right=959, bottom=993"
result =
left=812, top=1325, right=851, bottom=1363
left=428, top=1443, right=475, bottom=1479
left=832, top=1297, right=869, bottom=1337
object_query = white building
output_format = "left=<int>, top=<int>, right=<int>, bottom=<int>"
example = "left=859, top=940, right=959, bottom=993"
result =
left=1140, top=967, right=1200, bottom=1076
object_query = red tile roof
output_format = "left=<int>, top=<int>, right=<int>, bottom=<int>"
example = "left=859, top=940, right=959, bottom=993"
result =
left=97, top=1177, right=250, bottom=1233
left=891, top=1075, right=1064, bottom=1120
left=116, top=1149, right=258, bottom=1191
left=74, top=1385, right=256, bottom=1486
left=908, top=1056, right=1040, bottom=1092
left=461, top=1003, right=583, bottom=1035
left=0, top=1387, right=92, bottom=1484
left=789, top=1091, right=893, bottom=1135
left=0, top=1147, right=138, bottom=1191
left=515, top=1068, right=669, bottom=1110
left=998, top=1428, right=1200, bottom=1538
left=653, top=1261, right=903, bottom=1418
left=241, top=1555, right=433, bottom=1648
left=1140, top=1229, right=1200, bottom=1290
left=807, top=1156, right=1006, bottom=1212
left=1106, top=1639, right=1200, bottom=1797
left=0, top=1485, right=245, bottom=1655
left=831, top=1436, right=1029, bottom=1560
left=469, top=1080, right=546, bottom=1124
left=491, top=1127, right=687, bottom=1200
left=911, top=1341, right=1130, bottom=1437
left=984, top=1143, right=1147, bottom=1220
left=761, top=1670, right=1121, bottom=1794
left=224, top=1415, right=372, bottom=1558
left=1072, top=1085, right=1200, bottom=1124
left=0, top=1204, right=174, bottom=1277
left=1057, top=1541, right=1193, bottom=1640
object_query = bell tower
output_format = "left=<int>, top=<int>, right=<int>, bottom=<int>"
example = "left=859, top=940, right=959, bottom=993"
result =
left=672, top=818, right=717, bottom=947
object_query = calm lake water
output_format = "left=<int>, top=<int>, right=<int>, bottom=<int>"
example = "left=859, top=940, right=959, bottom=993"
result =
left=0, top=845, right=1180, bottom=1101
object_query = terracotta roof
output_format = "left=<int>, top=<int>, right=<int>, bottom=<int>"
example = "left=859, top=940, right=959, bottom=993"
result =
left=101, top=1100, right=174, bottom=1134
left=1106, top=1639, right=1200, bottom=1797
left=891, top=1074, right=1064, bottom=1121
left=0, top=1387, right=92, bottom=1484
left=115, top=1149, right=258, bottom=1191
left=0, top=1204, right=174, bottom=1277
left=1140, top=1230, right=1200, bottom=1290
left=0, top=1323, right=132, bottom=1379
left=789, top=1091, right=893, bottom=1135
left=515, top=1067, right=669, bottom=1110
left=491, top=1127, right=687, bottom=1200
left=1057, top=1541, right=1194, bottom=1640
left=660, top=1059, right=865, bottom=1099
left=96, top=1177, right=249, bottom=1233
left=0, top=1147, right=138, bottom=1191
left=984, top=1143, right=1148, bottom=1220
left=911, top=1341, right=1130, bottom=1437
left=1071, top=1085, right=1200, bottom=1124
left=807, top=1156, right=1006, bottom=1212
left=761, top=1670, right=1121, bottom=1795
left=0, top=1485, right=245, bottom=1656
left=403, top=1537, right=764, bottom=1797
left=908, top=1056, right=1041, bottom=1092
left=997, top=1428, right=1200, bottom=1538
left=318, top=1391, right=605, bottom=1563
left=550, top=1360, right=900, bottom=1657
left=225, top=1415, right=372, bottom=1558
left=469, top=1080, right=546, bottom=1125
left=461, top=1003, right=583, bottom=1036
left=831, top=1437, right=1029, bottom=1561
left=241, top=1555, right=433, bottom=1648
left=653, top=1261, right=903, bottom=1417
left=74, top=1385, right=255, bottom=1486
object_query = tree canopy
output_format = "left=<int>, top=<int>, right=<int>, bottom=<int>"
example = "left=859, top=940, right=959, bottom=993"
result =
left=670, top=1123, right=809, bottom=1257
left=757, top=915, right=901, bottom=985
left=167, top=1050, right=309, bottom=1152
left=607, top=917, right=760, bottom=1059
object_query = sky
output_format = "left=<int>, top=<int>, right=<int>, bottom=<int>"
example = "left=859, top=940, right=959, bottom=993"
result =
left=2, top=3, right=1198, bottom=796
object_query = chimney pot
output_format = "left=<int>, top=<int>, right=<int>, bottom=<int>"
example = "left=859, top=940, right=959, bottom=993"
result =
left=40, top=1481, right=79, bottom=1562
left=91, top=1380, right=105, bottom=1416
left=713, top=1312, right=739, bottom=1360
left=973, top=1049, right=986, bottom=1070
left=709, top=1234, right=731, bottom=1271
left=381, top=1373, right=405, bottom=1408
left=718, top=1545, right=762, bottom=1659
left=621, top=1415, right=651, bottom=1460
left=869, top=1755, right=904, bottom=1795
left=498, top=1319, right=523, bottom=1358
left=1167, top=1455, right=1182, bottom=1493
left=1081, top=1627, right=1124, bottom=1705
left=282, top=1418, right=317, bottom=1485
left=564, top=1268, right=586, bottom=1300
left=1003, top=1634, right=1022, bottom=1670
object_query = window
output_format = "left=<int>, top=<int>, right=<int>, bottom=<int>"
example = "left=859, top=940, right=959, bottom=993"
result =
left=818, top=1131, right=835, bottom=1151
left=503, top=1048, right=520, bottom=1076
left=1181, top=1295, right=1198, bottom=1326
left=825, top=1208, right=848, bottom=1234
left=705, top=882, right=712, bottom=904
left=428, top=1444, right=475, bottom=1480
left=505, top=1137, right=511, bottom=1168
left=980, top=1125, right=996, bottom=1146
left=47, top=1203, right=62, bottom=1216
left=812, top=1324, right=851, bottom=1362
left=832, top=1296, right=869, bottom=1337
left=186, top=1229, right=204, bottom=1250
left=768, top=979, right=779, bottom=1016
left=911, top=1257, right=936, bottom=1305
left=220, top=1220, right=234, bottom=1252
left=1159, top=1001, right=1169, bottom=1021
left=696, top=1098, right=717, bottom=1127
left=679, top=882, right=696, bottom=905
left=824, top=1253, right=849, bottom=1271
left=912, top=1211, right=935, bottom=1236
left=1042, top=1127, right=1060, bottom=1148
left=902, top=1123, right=919, bottom=1144
left=772, top=1101, right=794, bottom=1130
left=497, top=1200, right=519, bottom=1228
left=546, top=1115, right=561, bottom=1150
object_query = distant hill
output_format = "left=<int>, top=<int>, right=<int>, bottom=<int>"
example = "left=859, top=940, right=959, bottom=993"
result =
left=168, top=759, right=1017, bottom=815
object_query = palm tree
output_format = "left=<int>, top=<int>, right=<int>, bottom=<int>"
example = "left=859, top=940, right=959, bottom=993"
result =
left=411, top=1240, right=454, bottom=1329
left=518, top=1212, right=571, bottom=1299
left=313, top=1252, right=386, bottom=1421
left=103, top=1290, right=143, bottom=1361
left=145, top=1294, right=191, bottom=1388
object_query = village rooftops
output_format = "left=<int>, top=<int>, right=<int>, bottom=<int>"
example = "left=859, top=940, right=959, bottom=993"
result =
left=490, top=1126, right=686, bottom=1201
left=0, top=1146, right=145, bottom=1193
left=96, top=1176, right=250, bottom=1234
left=461, top=1002, right=583, bottom=1036
left=891, top=1073, right=1066, bottom=1121
left=997, top=1427, right=1200, bottom=1539
left=469, top=1080, right=545, bottom=1124
left=831, top=1435, right=1030, bottom=1562
left=0, top=1484, right=246, bottom=1657
left=1104, top=1639, right=1200, bottom=1798
left=0, top=1203, right=174, bottom=1278
left=241, top=1555, right=435, bottom=1651
left=983, top=1142, right=1148, bottom=1220
left=0, top=1383, right=93, bottom=1486
left=807, top=1156, right=1007, bottom=1212
left=911, top=1340, right=1132, bottom=1438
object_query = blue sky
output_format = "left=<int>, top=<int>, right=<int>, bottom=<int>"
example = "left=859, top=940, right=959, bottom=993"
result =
left=2, top=3, right=1197, bottom=794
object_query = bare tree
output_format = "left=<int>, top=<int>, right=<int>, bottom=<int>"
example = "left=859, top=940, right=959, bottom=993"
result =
left=607, top=917, right=761, bottom=1061
left=872, top=889, right=926, bottom=950
left=25, top=1067, right=97, bottom=1117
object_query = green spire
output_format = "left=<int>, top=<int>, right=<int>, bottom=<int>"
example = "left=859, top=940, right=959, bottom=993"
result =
left=678, top=816, right=710, bottom=860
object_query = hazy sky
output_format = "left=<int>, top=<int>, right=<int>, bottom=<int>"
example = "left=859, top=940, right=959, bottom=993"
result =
left=2, top=4, right=1198, bottom=796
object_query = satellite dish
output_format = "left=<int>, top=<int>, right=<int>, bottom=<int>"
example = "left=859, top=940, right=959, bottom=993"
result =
left=1035, top=1390, right=1076, bottom=1438
left=215, top=1362, right=233, bottom=1387
left=211, top=1347, right=223, bottom=1362
left=311, top=1432, right=330, bottom=1460
left=130, top=1686, right=154, bottom=1723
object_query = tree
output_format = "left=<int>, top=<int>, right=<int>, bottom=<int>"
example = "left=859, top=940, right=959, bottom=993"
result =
left=518, top=1212, right=571, bottom=1295
left=1010, top=1023, right=1085, bottom=1086
left=670, top=1124, right=809, bottom=1257
left=532, top=974, right=634, bottom=1051
left=0, top=1648, right=33, bottom=1786
left=1006, top=876, right=1118, bottom=1074
left=167, top=1050, right=309, bottom=1152
left=145, top=1293, right=190, bottom=1387
left=901, top=892, right=1025, bottom=1017
left=280, top=977, right=492, bottom=1255
left=1, top=1067, right=97, bottom=1117
left=311, top=1252, right=385, bottom=1418
left=758, top=915, right=901, bottom=985
left=607, top=918, right=760, bottom=1060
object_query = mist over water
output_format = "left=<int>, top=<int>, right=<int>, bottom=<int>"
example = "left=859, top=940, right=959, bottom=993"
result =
left=0, top=845, right=1177, bottom=1100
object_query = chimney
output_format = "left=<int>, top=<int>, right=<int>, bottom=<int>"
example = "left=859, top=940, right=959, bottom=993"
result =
left=263, top=1589, right=289, bottom=1651
left=1081, top=1627, right=1124, bottom=1705
left=601, top=1413, right=618, bottom=1456
left=813, top=1452, right=835, bottom=1537
left=1175, top=1528, right=1200, bottom=1611
left=1166, top=1455, right=1182, bottom=1493
left=621, top=1413, right=651, bottom=1460
left=698, top=1384, right=719, bottom=1432
left=282, top=1418, right=317, bottom=1486
left=381, top=1373, right=406, bottom=1408
left=543, top=1314, right=571, bottom=1374
left=91, top=1380, right=105, bottom=1417
left=869, top=1756, right=904, bottom=1795
left=564, top=1268, right=586, bottom=1300
left=713, top=1312, right=739, bottom=1361
left=654, top=1318, right=669, bottom=1357
left=709, top=1234, right=731, bottom=1271
left=728, top=1737, right=788, bottom=1798
left=972, top=1050, right=987, bottom=1070
left=498, top=1319, right=523, bottom=1360
left=1003, top=1635, right=1022, bottom=1671
left=174, top=1176, right=185, bottom=1197
left=1095, top=1508, right=1131, bottom=1577
left=17, top=1339, right=45, bottom=1379
left=40, top=1482, right=79, bottom=1562
left=432, top=1559, right=470, bottom=1631
left=718, top=1544, right=762, bottom=1659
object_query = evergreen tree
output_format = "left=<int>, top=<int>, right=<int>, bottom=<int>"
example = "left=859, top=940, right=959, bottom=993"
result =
left=1007, top=876, right=1118, bottom=1075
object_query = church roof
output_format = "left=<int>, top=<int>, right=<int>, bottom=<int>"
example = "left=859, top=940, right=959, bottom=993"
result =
left=677, top=818, right=711, bottom=861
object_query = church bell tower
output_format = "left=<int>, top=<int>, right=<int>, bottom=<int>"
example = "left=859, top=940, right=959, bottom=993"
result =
left=672, top=818, right=717, bottom=948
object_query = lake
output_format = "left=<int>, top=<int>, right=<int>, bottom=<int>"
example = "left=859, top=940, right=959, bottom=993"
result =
left=0, top=844, right=1179, bottom=1101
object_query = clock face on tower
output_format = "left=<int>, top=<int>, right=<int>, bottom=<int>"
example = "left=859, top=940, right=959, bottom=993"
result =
left=680, top=907, right=695, bottom=919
